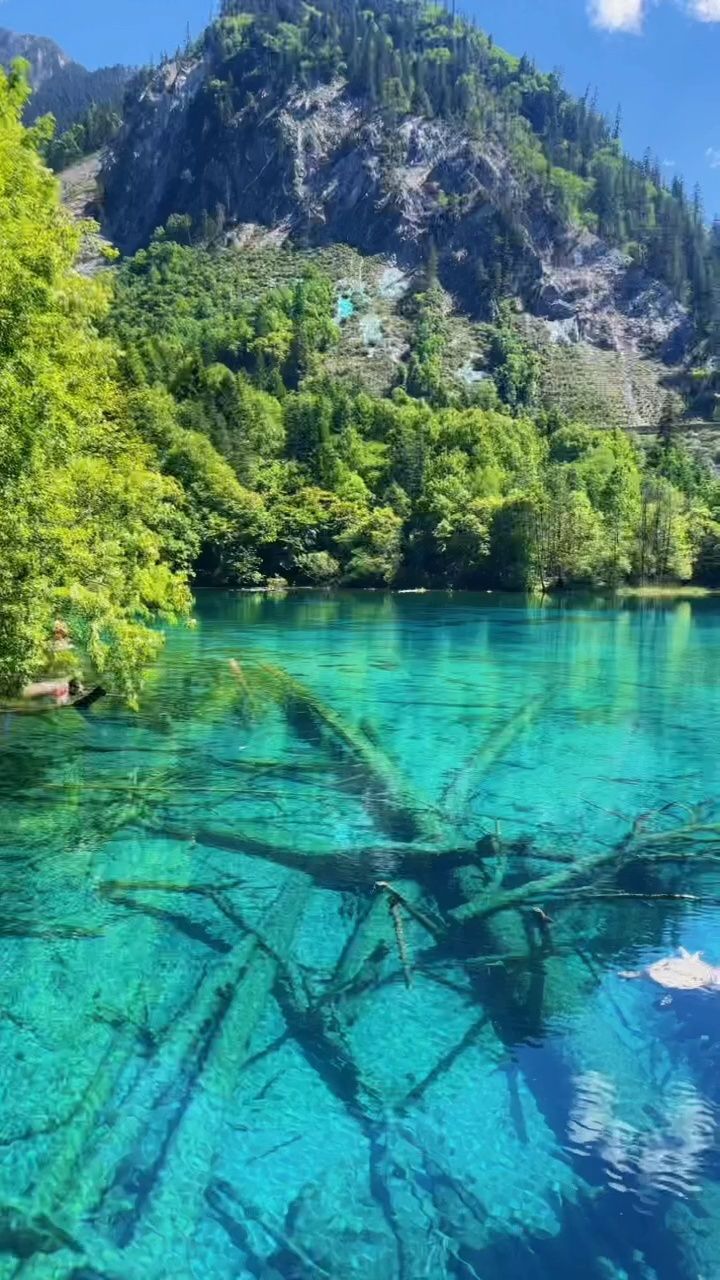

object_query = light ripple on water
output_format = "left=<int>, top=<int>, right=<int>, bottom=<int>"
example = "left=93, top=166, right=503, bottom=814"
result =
left=568, top=1072, right=717, bottom=1204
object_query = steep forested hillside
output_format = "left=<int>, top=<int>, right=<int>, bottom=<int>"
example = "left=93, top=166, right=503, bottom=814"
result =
left=101, top=0, right=718, bottom=344
left=104, top=233, right=720, bottom=595
left=27, top=59, right=129, bottom=132
left=3, top=7, right=720, bottom=700
left=86, top=0, right=720, bottom=602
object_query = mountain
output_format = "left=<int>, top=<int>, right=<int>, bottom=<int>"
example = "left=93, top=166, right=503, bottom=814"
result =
left=0, top=0, right=716, bottom=637
left=0, top=4, right=718, bottom=704
left=0, top=27, right=130, bottom=132
left=96, top=0, right=720, bottom=428
left=0, top=28, right=69, bottom=87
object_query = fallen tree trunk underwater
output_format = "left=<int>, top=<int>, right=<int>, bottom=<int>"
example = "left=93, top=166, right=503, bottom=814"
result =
left=233, top=661, right=445, bottom=844
left=8, top=876, right=311, bottom=1280
left=3, top=654, right=716, bottom=1278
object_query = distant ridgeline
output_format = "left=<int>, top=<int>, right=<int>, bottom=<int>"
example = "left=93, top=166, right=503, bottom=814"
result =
left=0, top=27, right=131, bottom=170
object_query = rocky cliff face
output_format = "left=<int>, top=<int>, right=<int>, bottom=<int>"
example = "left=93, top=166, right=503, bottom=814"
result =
left=0, top=28, right=70, bottom=87
left=100, top=50, right=691, bottom=387
left=102, top=58, right=550, bottom=295
left=536, top=233, right=692, bottom=364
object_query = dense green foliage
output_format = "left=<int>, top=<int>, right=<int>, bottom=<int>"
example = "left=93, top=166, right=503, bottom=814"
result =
left=27, top=59, right=129, bottom=133
left=44, top=100, right=122, bottom=172
left=211, top=0, right=720, bottom=339
left=0, top=64, right=194, bottom=699
left=4, top=8, right=720, bottom=700
left=107, top=235, right=720, bottom=592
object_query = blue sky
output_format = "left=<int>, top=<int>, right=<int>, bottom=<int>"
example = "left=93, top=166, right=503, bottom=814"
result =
left=4, top=0, right=720, bottom=215
left=476, top=0, right=720, bottom=218
left=0, top=0, right=212, bottom=69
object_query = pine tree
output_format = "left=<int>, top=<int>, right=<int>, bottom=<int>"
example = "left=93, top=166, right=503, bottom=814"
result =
left=657, top=395, right=678, bottom=449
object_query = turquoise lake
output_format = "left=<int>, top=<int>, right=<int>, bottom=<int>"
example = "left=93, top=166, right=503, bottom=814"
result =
left=1, top=591, right=720, bottom=1279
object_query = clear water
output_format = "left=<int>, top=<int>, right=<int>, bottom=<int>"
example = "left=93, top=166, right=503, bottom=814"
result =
left=1, top=591, right=720, bottom=1280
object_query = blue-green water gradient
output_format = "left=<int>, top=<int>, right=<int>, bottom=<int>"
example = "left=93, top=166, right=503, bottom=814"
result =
left=0, top=591, right=719, bottom=1280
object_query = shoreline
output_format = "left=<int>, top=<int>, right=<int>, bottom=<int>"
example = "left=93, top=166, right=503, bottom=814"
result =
left=194, top=584, right=720, bottom=601
left=614, top=586, right=720, bottom=599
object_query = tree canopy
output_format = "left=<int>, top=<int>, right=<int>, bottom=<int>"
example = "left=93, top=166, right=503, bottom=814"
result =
left=3, top=30, right=720, bottom=701
left=107, top=233, right=720, bottom=597
left=210, top=0, right=720, bottom=339
left=0, top=63, right=191, bottom=700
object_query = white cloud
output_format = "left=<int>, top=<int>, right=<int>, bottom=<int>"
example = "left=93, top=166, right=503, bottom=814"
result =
left=588, top=0, right=646, bottom=30
left=688, top=0, right=720, bottom=18
left=588, top=0, right=720, bottom=29
left=706, top=147, right=720, bottom=168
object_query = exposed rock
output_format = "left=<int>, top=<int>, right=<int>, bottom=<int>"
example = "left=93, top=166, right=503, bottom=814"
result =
left=545, top=317, right=581, bottom=346
left=99, top=46, right=692, bottom=382
left=0, top=27, right=71, bottom=88
left=100, top=61, right=552, bottom=317
left=534, top=231, right=690, bottom=365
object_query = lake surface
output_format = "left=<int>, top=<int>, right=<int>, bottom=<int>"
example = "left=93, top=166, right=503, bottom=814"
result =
left=1, top=591, right=720, bottom=1279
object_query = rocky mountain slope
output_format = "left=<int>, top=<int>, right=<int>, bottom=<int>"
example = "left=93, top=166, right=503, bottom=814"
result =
left=30, top=0, right=710, bottom=433
left=99, top=54, right=685, bottom=425
left=0, top=27, right=130, bottom=130
left=0, top=28, right=69, bottom=86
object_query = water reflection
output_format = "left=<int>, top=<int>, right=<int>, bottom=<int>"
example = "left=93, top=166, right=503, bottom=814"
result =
left=569, top=1072, right=716, bottom=1202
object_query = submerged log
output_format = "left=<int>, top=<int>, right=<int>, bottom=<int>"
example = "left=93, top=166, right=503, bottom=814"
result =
left=389, top=896, right=413, bottom=989
left=150, top=821, right=479, bottom=884
left=375, top=882, right=447, bottom=941
left=10, top=1002, right=146, bottom=1278
left=104, top=874, right=311, bottom=1270
left=243, top=661, right=443, bottom=844
left=329, top=893, right=398, bottom=996
left=447, top=811, right=720, bottom=928
left=442, top=691, right=555, bottom=830
left=207, top=1179, right=333, bottom=1279
left=13, top=876, right=309, bottom=1279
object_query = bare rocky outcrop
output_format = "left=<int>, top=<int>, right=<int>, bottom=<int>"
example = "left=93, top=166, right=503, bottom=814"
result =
left=536, top=231, right=692, bottom=363
left=99, top=55, right=692, bottom=380
left=101, top=65, right=550, bottom=315
left=0, top=27, right=70, bottom=87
